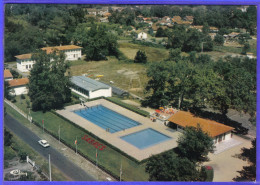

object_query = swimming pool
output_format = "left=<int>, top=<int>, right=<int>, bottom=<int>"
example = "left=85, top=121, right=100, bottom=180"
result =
left=74, top=105, right=141, bottom=133
left=121, top=128, right=171, bottom=149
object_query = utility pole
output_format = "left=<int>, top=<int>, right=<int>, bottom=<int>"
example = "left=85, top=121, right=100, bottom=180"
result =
left=201, top=42, right=206, bottom=53
left=42, top=119, right=44, bottom=133
left=49, top=154, right=52, bottom=181
left=120, top=161, right=122, bottom=181
left=58, top=125, right=60, bottom=144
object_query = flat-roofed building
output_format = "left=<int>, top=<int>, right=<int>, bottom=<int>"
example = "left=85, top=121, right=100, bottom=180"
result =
left=8, top=78, right=29, bottom=95
left=15, top=53, right=34, bottom=72
left=168, top=111, right=234, bottom=144
left=4, top=69, right=13, bottom=81
left=70, top=76, right=112, bottom=99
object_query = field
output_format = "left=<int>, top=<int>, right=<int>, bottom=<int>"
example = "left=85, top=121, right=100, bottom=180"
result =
left=118, top=42, right=169, bottom=62
left=7, top=95, right=149, bottom=181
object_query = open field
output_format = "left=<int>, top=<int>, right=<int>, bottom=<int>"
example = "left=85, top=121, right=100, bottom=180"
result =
left=8, top=96, right=149, bottom=181
left=69, top=58, right=149, bottom=98
left=119, top=42, right=169, bottom=62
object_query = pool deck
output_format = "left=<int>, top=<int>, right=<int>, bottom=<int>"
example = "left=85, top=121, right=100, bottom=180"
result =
left=56, top=99, right=180, bottom=161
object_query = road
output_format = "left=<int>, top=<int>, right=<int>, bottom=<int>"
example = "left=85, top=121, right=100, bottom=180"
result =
left=4, top=114, right=96, bottom=181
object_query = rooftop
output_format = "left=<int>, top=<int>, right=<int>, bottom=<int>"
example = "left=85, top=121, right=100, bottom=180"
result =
left=41, top=45, right=82, bottom=54
left=4, top=69, right=13, bottom=78
left=15, top=53, right=32, bottom=60
left=71, top=76, right=111, bottom=92
left=168, top=111, right=234, bottom=138
left=8, top=78, right=29, bottom=87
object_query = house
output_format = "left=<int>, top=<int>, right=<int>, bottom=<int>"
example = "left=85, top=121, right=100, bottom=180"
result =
left=171, top=16, right=182, bottom=23
left=209, top=27, right=219, bottom=33
left=103, top=12, right=111, bottom=17
left=246, top=52, right=256, bottom=59
left=15, top=53, right=34, bottom=72
left=184, top=16, right=194, bottom=22
left=70, top=76, right=112, bottom=99
left=136, top=32, right=147, bottom=40
left=4, top=69, right=13, bottom=81
left=8, top=78, right=29, bottom=95
left=100, top=17, right=109, bottom=23
left=87, top=8, right=97, bottom=15
left=223, top=32, right=240, bottom=41
left=168, top=111, right=234, bottom=144
left=16, top=45, right=82, bottom=72
left=209, top=33, right=217, bottom=40
left=190, top=25, right=203, bottom=32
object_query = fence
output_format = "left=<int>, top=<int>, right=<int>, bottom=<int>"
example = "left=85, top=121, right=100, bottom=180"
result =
left=4, top=99, right=32, bottom=122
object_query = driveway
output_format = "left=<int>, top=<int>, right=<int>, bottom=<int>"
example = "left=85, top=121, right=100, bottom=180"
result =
left=203, top=135, right=252, bottom=182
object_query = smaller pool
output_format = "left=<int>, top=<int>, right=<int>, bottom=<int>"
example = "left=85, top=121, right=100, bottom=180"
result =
left=121, top=128, right=171, bottom=149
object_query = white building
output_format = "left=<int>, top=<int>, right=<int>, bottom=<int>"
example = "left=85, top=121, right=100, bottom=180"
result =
left=16, top=45, right=82, bottom=72
left=8, top=78, right=29, bottom=95
left=137, top=32, right=147, bottom=40
left=70, top=76, right=112, bottom=99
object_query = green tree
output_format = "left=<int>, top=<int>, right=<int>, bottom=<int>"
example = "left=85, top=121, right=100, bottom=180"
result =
left=155, top=27, right=165, bottom=37
left=241, top=42, right=250, bottom=55
left=28, top=50, right=71, bottom=112
left=233, top=138, right=256, bottom=181
left=145, top=151, right=200, bottom=181
left=4, top=81, right=12, bottom=100
left=134, top=50, right=147, bottom=64
left=214, top=34, right=224, bottom=46
left=177, top=125, right=215, bottom=163
left=168, top=48, right=182, bottom=61
left=4, top=128, right=13, bottom=146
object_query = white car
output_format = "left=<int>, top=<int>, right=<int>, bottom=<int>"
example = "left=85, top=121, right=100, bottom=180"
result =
left=38, top=140, right=50, bottom=147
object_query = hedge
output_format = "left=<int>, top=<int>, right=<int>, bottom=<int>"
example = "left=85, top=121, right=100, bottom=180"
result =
left=104, top=97, right=150, bottom=117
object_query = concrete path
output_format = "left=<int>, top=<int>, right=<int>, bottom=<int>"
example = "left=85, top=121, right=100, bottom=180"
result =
left=204, top=135, right=252, bottom=182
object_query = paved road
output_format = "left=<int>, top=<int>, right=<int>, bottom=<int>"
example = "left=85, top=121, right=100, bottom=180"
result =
left=4, top=114, right=96, bottom=181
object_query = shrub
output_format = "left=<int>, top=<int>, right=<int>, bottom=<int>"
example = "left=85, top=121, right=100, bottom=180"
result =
left=19, top=151, right=27, bottom=161
left=201, top=166, right=214, bottom=181
left=21, top=94, right=26, bottom=99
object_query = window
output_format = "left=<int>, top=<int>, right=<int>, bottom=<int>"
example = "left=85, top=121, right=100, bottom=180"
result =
left=26, top=65, right=28, bottom=69
left=223, top=133, right=226, bottom=140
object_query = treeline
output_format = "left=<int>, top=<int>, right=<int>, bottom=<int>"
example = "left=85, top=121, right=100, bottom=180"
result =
left=142, top=53, right=256, bottom=121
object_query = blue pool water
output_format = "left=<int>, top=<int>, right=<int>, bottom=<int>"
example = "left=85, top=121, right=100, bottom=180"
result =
left=121, top=128, right=171, bottom=149
left=74, top=105, right=141, bottom=133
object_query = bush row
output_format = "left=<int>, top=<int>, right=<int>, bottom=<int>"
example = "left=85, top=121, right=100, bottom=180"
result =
left=105, top=97, right=150, bottom=117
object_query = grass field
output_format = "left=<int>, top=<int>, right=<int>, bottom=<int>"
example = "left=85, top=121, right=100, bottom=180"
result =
left=69, top=57, right=149, bottom=98
left=8, top=96, right=149, bottom=181
left=119, top=42, right=169, bottom=62
left=4, top=104, right=70, bottom=181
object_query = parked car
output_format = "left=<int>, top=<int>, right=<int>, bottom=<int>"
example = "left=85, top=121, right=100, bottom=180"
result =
left=38, top=140, right=50, bottom=147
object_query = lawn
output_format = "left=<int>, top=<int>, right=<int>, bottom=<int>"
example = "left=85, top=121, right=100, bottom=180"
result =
left=8, top=96, right=149, bottom=181
left=119, top=42, right=169, bottom=62
left=69, top=57, right=149, bottom=98
left=4, top=105, right=70, bottom=181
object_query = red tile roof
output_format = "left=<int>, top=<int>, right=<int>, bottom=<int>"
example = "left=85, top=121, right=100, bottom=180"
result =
left=41, top=45, right=82, bottom=54
left=168, top=111, right=234, bottom=138
left=15, top=53, right=32, bottom=60
left=4, top=69, right=13, bottom=78
left=8, top=78, right=29, bottom=87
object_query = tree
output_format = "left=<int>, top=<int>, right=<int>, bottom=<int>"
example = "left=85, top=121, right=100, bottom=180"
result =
left=145, top=151, right=200, bottom=181
left=176, top=125, right=214, bottom=163
left=168, top=48, right=182, bottom=61
left=134, top=50, right=147, bottom=64
left=155, top=27, right=165, bottom=37
left=233, top=138, right=256, bottom=181
left=4, top=128, right=13, bottom=146
left=241, top=42, right=250, bottom=55
left=214, top=34, right=224, bottom=46
left=4, top=81, right=12, bottom=100
left=28, top=50, right=71, bottom=112
left=72, top=24, right=119, bottom=61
